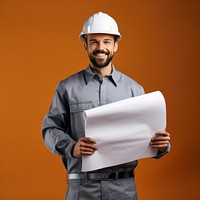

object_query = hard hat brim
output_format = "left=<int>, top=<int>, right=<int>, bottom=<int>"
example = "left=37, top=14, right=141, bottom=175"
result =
left=80, top=32, right=121, bottom=42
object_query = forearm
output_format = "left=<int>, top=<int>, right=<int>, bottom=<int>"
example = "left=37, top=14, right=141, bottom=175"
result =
left=42, top=127, right=76, bottom=158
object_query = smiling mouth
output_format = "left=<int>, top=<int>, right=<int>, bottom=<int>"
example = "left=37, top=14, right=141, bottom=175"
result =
left=93, top=50, right=109, bottom=57
left=94, top=53, right=107, bottom=58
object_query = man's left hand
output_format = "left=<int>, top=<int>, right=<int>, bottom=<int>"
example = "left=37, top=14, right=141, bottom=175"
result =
left=150, top=131, right=171, bottom=152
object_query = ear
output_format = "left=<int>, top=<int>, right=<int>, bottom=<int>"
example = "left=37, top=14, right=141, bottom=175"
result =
left=84, top=43, right=88, bottom=50
left=114, top=42, right=118, bottom=52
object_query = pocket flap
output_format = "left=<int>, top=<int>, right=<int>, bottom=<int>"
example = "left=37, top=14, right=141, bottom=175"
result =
left=70, top=102, right=93, bottom=113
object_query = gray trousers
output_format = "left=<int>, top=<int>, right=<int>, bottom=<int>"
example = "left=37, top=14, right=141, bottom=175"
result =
left=66, top=177, right=137, bottom=200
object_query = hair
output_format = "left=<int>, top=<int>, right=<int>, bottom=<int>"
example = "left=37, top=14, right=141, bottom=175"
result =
left=113, top=35, right=120, bottom=42
left=83, top=34, right=119, bottom=45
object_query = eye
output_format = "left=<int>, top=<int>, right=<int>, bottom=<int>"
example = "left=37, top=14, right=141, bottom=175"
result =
left=89, top=41, right=97, bottom=45
left=104, top=40, right=111, bottom=44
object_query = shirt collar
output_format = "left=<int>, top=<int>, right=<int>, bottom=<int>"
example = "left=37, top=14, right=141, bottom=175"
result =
left=84, top=65, right=121, bottom=86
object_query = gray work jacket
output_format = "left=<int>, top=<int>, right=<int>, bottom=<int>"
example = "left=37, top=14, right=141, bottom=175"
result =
left=42, top=66, right=166, bottom=174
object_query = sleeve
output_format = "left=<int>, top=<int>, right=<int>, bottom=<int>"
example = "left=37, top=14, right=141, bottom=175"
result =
left=42, top=82, right=76, bottom=158
left=131, top=79, right=145, bottom=97
left=154, top=143, right=171, bottom=159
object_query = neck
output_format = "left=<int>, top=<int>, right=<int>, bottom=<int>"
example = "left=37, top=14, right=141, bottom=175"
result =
left=90, top=63, right=112, bottom=79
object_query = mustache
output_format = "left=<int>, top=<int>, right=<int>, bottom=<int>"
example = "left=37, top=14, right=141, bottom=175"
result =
left=93, top=49, right=109, bottom=55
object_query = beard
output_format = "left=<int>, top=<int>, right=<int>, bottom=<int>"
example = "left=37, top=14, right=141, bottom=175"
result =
left=88, top=49, right=114, bottom=68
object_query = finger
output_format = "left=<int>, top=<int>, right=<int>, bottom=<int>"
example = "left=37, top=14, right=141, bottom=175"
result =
left=156, top=131, right=170, bottom=137
left=151, top=136, right=170, bottom=142
left=150, top=143, right=169, bottom=149
left=150, top=140, right=170, bottom=145
left=150, top=141, right=170, bottom=150
left=152, top=132, right=170, bottom=140
left=80, top=146, right=96, bottom=152
left=79, top=137, right=97, bottom=150
left=80, top=137, right=97, bottom=144
left=80, top=143, right=97, bottom=150
left=80, top=142, right=97, bottom=150
left=80, top=147, right=96, bottom=155
left=80, top=151, right=94, bottom=156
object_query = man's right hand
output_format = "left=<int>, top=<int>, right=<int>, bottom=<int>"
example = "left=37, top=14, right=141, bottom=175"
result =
left=73, top=137, right=97, bottom=158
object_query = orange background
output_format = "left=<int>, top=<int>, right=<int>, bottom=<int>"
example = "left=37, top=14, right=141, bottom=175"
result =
left=0, top=0, right=199, bottom=199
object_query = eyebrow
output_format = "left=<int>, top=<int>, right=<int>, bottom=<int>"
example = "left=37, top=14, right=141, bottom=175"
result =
left=88, top=39, right=98, bottom=42
left=88, top=38, right=113, bottom=42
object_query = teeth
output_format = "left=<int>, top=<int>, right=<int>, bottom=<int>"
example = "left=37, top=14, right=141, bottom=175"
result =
left=96, top=53, right=106, bottom=57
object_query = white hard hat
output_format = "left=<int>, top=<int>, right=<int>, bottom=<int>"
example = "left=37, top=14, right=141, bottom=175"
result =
left=80, top=12, right=121, bottom=41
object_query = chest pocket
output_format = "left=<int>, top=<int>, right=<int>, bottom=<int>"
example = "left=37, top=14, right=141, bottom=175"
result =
left=69, top=102, right=93, bottom=140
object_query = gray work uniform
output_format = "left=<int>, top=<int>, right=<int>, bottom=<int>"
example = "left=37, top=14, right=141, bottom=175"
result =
left=42, top=66, right=167, bottom=200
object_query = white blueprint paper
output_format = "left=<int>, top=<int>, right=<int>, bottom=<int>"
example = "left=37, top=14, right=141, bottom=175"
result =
left=82, top=91, right=166, bottom=172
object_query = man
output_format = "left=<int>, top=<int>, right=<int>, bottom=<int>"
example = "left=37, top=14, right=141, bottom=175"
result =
left=42, top=12, right=170, bottom=200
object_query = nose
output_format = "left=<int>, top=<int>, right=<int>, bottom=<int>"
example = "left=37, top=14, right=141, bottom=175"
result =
left=97, top=41, right=105, bottom=50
